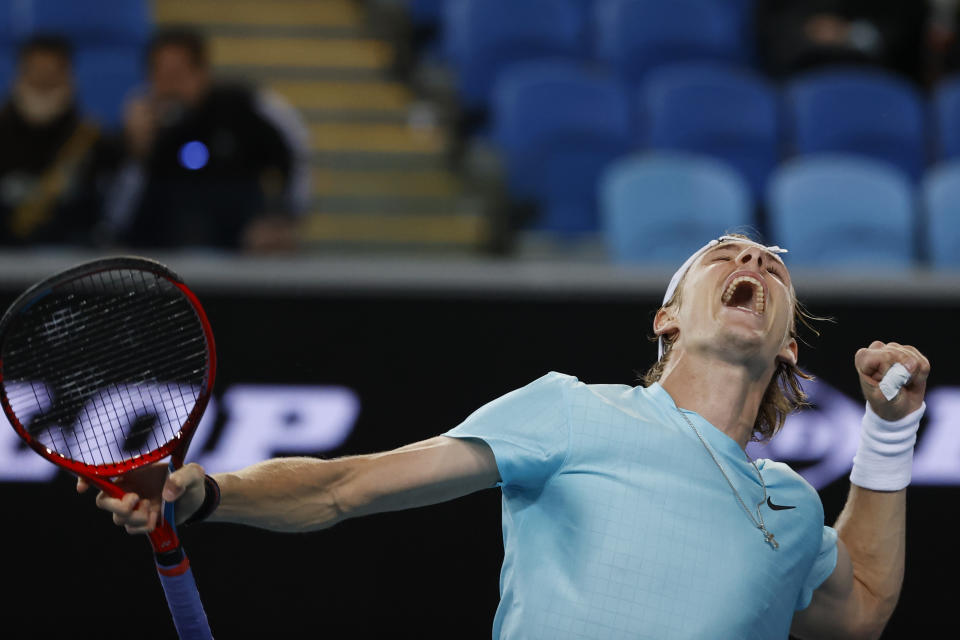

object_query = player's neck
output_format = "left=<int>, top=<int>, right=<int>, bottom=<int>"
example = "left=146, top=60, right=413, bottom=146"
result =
left=658, top=350, right=772, bottom=450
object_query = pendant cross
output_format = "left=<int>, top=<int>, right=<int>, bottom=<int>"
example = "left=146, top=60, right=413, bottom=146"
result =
left=763, top=530, right=779, bottom=550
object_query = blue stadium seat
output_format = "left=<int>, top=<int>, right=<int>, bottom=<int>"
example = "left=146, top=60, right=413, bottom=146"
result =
left=784, top=69, right=927, bottom=180
left=75, top=47, right=143, bottom=129
left=492, top=60, right=634, bottom=233
left=442, top=0, right=587, bottom=110
left=0, top=48, right=13, bottom=95
left=409, top=0, right=444, bottom=27
left=639, top=63, right=778, bottom=198
left=594, top=0, right=746, bottom=84
left=767, top=155, right=916, bottom=267
left=599, top=152, right=754, bottom=264
left=0, top=1, right=17, bottom=46
left=29, top=0, right=150, bottom=47
left=932, top=75, right=960, bottom=161
left=922, top=162, right=960, bottom=268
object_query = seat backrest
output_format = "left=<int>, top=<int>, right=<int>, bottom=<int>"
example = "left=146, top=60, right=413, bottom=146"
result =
left=594, top=0, right=745, bottom=83
left=492, top=59, right=633, bottom=199
left=600, top=152, right=754, bottom=264
left=493, top=60, right=631, bottom=151
left=932, top=75, right=960, bottom=161
left=784, top=68, right=927, bottom=180
left=767, top=154, right=916, bottom=267
left=0, top=47, right=13, bottom=95
left=30, top=0, right=150, bottom=47
left=922, top=161, right=960, bottom=268
left=0, top=1, right=16, bottom=46
left=442, top=0, right=586, bottom=108
left=640, top=62, right=778, bottom=196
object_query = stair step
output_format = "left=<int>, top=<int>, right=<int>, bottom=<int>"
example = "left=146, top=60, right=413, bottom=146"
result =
left=312, top=169, right=460, bottom=198
left=270, top=80, right=410, bottom=111
left=155, top=0, right=363, bottom=29
left=309, top=123, right=447, bottom=154
left=300, top=212, right=489, bottom=246
left=312, top=196, right=461, bottom=214
left=310, top=152, right=448, bottom=170
left=210, top=36, right=392, bottom=70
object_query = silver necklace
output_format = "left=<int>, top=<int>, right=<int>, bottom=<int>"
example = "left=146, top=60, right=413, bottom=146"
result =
left=677, top=409, right=779, bottom=549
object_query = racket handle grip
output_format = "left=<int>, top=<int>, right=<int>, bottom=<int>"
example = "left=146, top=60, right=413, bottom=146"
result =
left=156, top=549, right=214, bottom=640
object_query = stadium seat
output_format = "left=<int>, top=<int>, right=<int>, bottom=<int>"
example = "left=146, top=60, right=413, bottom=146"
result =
left=492, top=60, right=634, bottom=233
left=74, top=47, right=143, bottom=129
left=409, top=0, right=444, bottom=27
left=767, top=155, right=916, bottom=268
left=442, top=0, right=587, bottom=110
left=932, top=75, right=960, bottom=161
left=599, top=152, right=754, bottom=264
left=594, top=0, right=746, bottom=84
left=29, top=0, right=150, bottom=47
left=0, top=48, right=12, bottom=95
left=922, top=161, right=960, bottom=268
left=639, top=63, right=778, bottom=197
left=0, top=1, right=17, bottom=46
left=784, top=69, right=927, bottom=181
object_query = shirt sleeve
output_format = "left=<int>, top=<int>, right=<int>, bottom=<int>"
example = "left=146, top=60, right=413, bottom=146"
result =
left=443, top=371, right=574, bottom=490
left=795, top=525, right=839, bottom=611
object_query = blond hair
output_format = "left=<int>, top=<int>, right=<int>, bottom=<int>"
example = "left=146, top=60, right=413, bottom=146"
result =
left=641, top=235, right=819, bottom=442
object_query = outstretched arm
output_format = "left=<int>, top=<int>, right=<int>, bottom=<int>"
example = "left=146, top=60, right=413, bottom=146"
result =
left=80, top=436, right=500, bottom=534
left=792, top=341, right=928, bottom=639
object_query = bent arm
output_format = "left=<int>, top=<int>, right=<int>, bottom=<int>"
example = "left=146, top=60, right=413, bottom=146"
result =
left=209, top=436, right=500, bottom=532
left=791, top=485, right=905, bottom=640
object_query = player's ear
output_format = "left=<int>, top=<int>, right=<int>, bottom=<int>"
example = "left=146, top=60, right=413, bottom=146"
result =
left=777, top=337, right=798, bottom=367
left=654, top=307, right=679, bottom=342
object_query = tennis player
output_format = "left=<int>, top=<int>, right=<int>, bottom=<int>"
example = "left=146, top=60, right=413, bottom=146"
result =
left=84, top=234, right=928, bottom=639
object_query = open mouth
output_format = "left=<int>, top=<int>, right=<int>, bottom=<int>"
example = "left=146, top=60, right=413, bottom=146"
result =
left=720, top=272, right=766, bottom=315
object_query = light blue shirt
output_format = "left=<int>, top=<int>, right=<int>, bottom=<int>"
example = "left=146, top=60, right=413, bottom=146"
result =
left=445, top=372, right=838, bottom=640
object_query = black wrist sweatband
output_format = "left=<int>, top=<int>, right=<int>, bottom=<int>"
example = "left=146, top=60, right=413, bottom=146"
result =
left=182, top=474, right=221, bottom=526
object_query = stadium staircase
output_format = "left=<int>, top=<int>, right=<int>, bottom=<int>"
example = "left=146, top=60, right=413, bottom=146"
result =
left=153, top=0, right=490, bottom=252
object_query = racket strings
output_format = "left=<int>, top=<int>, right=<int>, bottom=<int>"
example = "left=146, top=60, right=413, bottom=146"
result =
left=2, top=268, right=209, bottom=467
left=10, top=334, right=207, bottom=406
left=2, top=292, right=191, bottom=369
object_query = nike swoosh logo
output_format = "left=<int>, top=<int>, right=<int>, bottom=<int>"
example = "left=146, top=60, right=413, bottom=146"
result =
left=767, top=497, right=796, bottom=511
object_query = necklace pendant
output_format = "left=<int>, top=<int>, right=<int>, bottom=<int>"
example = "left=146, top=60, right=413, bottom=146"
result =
left=763, top=531, right=779, bottom=550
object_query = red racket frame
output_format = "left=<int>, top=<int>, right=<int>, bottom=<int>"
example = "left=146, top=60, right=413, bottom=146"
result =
left=0, top=257, right=217, bottom=554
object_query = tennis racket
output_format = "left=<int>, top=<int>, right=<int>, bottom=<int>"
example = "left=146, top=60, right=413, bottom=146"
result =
left=0, top=256, right=215, bottom=639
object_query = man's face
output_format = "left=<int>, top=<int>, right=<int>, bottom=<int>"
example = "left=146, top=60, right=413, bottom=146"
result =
left=14, top=50, right=73, bottom=124
left=149, top=45, right=209, bottom=108
left=658, top=241, right=798, bottom=369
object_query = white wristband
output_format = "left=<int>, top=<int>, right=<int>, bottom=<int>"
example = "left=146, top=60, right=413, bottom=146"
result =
left=849, top=401, right=925, bottom=491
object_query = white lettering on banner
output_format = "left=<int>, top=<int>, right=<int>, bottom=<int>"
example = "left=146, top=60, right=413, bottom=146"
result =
left=0, top=383, right=359, bottom=482
left=0, top=381, right=57, bottom=481
left=0, top=379, right=957, bottom=488
left=193, top=385, right=360, bottom=474
left=911, top=388, right=960, bottom=484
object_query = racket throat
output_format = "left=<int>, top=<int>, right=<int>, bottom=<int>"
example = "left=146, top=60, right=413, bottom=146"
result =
left=156, top=545, right=187, bottom=571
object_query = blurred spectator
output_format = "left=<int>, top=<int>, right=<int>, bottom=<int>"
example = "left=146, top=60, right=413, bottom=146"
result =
left=0, top=35, right=119, bottom=246
left=930, top=0, right=960, bottom=80
left=106, top=27, right=310, bottom=252
left=756, top=1, right=929, bottom=83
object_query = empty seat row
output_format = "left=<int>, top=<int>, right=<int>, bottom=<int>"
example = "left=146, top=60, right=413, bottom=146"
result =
left=490, top=60, right=960, bottom=233
left=434, top=0, right=754, bottom=108
left=603, top=152, right=960, bottom=269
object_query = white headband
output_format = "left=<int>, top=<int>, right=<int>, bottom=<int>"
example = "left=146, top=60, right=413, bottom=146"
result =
left=657, top=235, right=788, bottom=360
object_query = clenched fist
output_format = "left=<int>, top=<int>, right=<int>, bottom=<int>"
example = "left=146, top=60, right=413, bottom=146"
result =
left=855, top=341, right=930, bottom=422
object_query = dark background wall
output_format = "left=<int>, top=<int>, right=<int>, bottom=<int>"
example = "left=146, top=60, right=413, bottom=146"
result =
left=2, top=287, right=955, bottom=639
